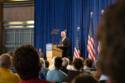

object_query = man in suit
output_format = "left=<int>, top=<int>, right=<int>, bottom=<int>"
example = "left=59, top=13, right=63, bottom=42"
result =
left=58, top=31, right=72, bottom=61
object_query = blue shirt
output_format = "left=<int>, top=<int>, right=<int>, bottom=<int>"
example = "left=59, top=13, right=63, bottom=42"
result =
left=46, top=69, right=67, bottom=83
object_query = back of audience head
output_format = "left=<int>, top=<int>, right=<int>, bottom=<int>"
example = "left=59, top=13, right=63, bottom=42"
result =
left=72, top=72, right=97, bottom=83
left=13, top=45, right=41, bottom=80
left=54, top=57, right=62, bottom=69
left=0, top=53, right=11, bottom=68
left=84, top=58, right=93, bottom=68
left=40, top=58, right=45, bottom=68
left=73, top=58, right=83, bottom=71
left=8, top=51, right=14, bottom=65
left=97, top=1, right=125, bottom=83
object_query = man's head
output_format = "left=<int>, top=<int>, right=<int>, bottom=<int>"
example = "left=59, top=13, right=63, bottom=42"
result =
left=84, top=58, right=93, bottom=68
left=54, top=57, right=62, bottom=69
left=73, top=58, right=83, bottom=70
left=13, top=45, right=40, bottom=80
left=61, top=31, right=66, bottom=38
left=72, top=72, right=97, bottom=83
left=97, top=1, right=125, bottom=83
left=0, top=53, right=11, bottom=68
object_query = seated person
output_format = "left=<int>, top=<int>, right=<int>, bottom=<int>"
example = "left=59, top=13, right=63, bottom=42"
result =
left=13, top=45, right=50, bottom=83
left=39, top=58, right=49, bottom=80
left=97, top=1, right=125, bottom=83
left=61, top=57, right=69, bottom=74
left=46, top=57, right=67, bottom=83
left=71, top=72, right=97, bottom=83
left=0, top=53, right=20, bottom=83
left=63, top=58, right=84, bottom=83
left=84, top=58, right=93, bottom=72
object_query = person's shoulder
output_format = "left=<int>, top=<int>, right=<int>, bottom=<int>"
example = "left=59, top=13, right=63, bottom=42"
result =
left=9, top=70, right=20, bottom=78
left=66, top=37, right=70, bottom=40
left=47, top=69, right=56, bottom=75
left=65, top=37, right=71, bottom=42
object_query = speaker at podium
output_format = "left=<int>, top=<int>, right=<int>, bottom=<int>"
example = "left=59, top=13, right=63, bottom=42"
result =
left=46, top=43, right=62, bottom=65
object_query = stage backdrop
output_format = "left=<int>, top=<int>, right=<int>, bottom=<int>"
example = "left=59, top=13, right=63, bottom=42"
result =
left=35, top=0, right=116, bottom=58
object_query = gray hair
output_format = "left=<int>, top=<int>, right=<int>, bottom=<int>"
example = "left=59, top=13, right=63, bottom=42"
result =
left=0, top=53, right=11, bottom=68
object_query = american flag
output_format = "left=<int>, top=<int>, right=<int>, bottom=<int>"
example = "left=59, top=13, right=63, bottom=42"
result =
left=87, top=12, right=96, bottom=61
left=74, top=47, right=80, bottom=58
left=74, top=27, right=81, bottom=58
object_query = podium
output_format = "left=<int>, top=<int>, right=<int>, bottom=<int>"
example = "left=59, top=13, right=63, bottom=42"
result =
left=46, top=43, right=62, bottom=65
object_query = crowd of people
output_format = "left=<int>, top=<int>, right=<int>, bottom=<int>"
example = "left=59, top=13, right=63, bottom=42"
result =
left=0, top=45, right=99, bottom=83
left=0, top=0, right=125, bottom=83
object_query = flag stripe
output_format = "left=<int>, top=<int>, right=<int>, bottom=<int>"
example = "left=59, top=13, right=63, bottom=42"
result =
left=75, top=48, right=79, bottom=57
left=87, top=45, right=96, bottom=61
left=88, top=41, right=94, bottom=52
left=88, top=42, right=96, bottom=55
left=88, top=36, right=94, bottom=45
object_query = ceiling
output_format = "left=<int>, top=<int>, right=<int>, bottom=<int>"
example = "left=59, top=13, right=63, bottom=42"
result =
left=1, top=0, right=34, bottom=3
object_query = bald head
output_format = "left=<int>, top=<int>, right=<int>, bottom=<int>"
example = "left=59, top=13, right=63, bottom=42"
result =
left=61, top=31, right=66, bottom=38
left=0, top=53, right=11, bottom=68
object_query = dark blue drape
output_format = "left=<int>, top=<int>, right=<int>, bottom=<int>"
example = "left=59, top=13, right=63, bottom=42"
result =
left=35, top=0, right=116, bottom=58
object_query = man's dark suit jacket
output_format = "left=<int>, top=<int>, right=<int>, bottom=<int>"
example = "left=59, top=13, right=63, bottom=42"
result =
left=58, top=37, right=72, bottom=61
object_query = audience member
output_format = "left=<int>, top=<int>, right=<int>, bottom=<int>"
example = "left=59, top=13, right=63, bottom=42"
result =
left=84, top=58, right=93, bottom=72
left=46, top=57, right=67, bottom=83
left=72, top=58, right=84, bottom=71
left=63, top=58, right=84, bottom=83
left=71, top=72, right=97, bottom=83
left=8, top=51, right=17, bottom=73
left=39, top=58, right=49, bottom=80
left=13, top=45, right=50, bottom=83
left=0, top=53, right=20, bottom=83
left=66, top=58, right=73, bottom=70
left=95, top=61, right=108, bottom=83
left=97, top=1, right=125, bottom=83
left=61, top=57, right=69, bottom=74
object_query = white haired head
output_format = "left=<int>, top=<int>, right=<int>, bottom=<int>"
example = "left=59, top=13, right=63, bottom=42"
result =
left=61, top=31, right=66, bottom=38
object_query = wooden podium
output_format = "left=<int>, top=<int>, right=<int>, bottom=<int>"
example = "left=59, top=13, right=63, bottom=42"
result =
left=46, top=43, right=62, bottom=65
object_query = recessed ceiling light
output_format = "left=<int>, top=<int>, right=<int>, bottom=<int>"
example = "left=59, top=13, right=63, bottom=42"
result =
left=11, top=0, right=29, bottom=1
